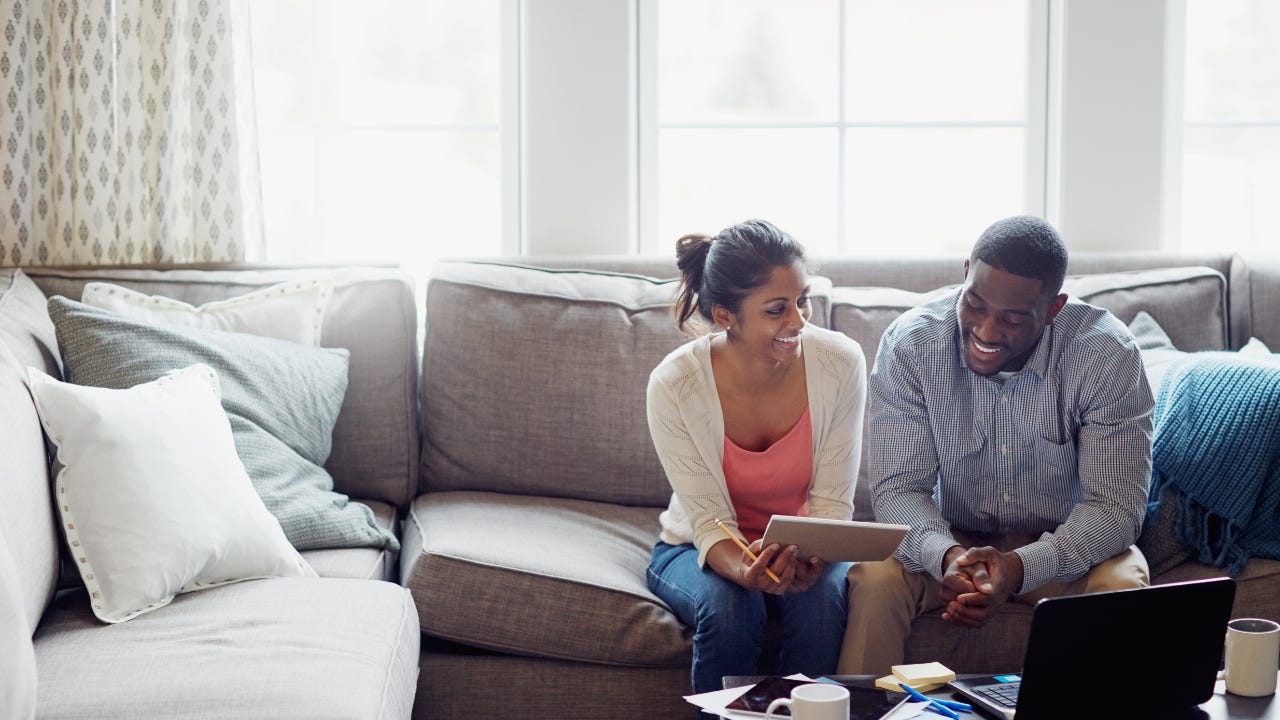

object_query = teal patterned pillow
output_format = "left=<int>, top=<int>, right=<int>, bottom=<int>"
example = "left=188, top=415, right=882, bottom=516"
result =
left=47, top=296, right=397, bottom=551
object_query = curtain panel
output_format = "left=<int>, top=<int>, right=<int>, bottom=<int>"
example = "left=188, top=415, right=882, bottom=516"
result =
left=0, top=0, right=261, bottom=266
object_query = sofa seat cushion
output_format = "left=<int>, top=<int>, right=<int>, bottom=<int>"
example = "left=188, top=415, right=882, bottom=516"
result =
left=302, top=501, right=400, bottom=581
left=34, top=577, right=419, bottom=720
left=401, top=491, right=691, bottom=666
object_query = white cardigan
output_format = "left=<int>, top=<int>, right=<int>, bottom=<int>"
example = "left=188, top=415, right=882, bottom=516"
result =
left=646, top=324, right=867, bottom=567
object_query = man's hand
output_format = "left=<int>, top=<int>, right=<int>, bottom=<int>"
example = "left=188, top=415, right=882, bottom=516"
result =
left=939, top=545, right=1024, bottom=627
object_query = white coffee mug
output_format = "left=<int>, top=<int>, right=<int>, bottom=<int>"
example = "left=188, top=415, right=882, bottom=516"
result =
left=765, top=682, right=850, bottom=720
left=1223, top=617, right=1280, bottom=697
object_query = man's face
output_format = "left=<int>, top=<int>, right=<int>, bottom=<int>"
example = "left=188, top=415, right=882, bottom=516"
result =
left=956, top=259, right=1065, bottom=376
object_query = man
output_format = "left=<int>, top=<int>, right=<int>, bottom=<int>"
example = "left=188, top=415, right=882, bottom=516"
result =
left=838, top=215, right=1154, bottom=674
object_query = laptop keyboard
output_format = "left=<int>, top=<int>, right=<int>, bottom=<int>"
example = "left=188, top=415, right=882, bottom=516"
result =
left=975, top=682, right=1021, bottom=708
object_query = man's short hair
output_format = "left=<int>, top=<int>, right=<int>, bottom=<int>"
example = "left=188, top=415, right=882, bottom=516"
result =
left=971, top=215, right=1068, bottom=296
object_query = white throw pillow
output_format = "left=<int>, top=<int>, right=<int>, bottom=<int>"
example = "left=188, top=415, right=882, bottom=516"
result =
left=1240, top=337, right=1275, bottom=357
left=28, top=364, right=316, bottom=623
left=0, top=532, right=36, bottom=720
left=81, top=277, right=334, bottom=346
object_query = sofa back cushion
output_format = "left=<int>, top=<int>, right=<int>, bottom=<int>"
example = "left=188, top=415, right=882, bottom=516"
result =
left=421, top=262, right=692, bottom=506
left=1231, top=255, right=1280, bottom=351
left=0, top=270, right=62, bottom=632
left=25, top=267, right=419, bottom=507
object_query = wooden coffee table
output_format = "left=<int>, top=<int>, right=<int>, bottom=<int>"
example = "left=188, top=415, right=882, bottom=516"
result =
left=724, top=674, right=1279, bottom=719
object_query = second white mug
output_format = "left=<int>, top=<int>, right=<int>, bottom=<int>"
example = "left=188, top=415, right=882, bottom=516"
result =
left=765, top=682, right=850, bottom=720
left=1223, top=617, right=1280, bottom=697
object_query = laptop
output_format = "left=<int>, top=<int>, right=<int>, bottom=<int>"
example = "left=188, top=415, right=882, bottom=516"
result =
left=947, top=577, right=1235, bottom=720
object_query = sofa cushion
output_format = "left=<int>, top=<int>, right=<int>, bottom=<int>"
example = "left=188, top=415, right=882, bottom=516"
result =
left=47, top=297, right=396, bottom=552
left=1064, top=266, right=1228, bottom=351
left=81, top=277, right=334, bottom=346
left=26, top=267, right=419, bottom=507
left=33, top=577, right=419, bottom=720
left=29, top=365, right=317, bottom=623
left=301, top=501, right=399, bottom=581
left=401, top=491, right=691, bottom=666
left=0, top=270, right=61, bottom=632
left=420, top=262, right=686, bottom=506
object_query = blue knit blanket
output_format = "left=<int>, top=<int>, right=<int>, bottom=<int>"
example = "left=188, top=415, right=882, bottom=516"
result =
left=1148, top=353, right=1280, bottom=576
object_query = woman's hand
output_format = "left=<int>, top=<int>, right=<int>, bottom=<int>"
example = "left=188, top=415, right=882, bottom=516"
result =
left=786, top=555, right=825, bottom=593
left=705, top=538, right=797, bottom=594
left=741, top=540, right=798, bottom=593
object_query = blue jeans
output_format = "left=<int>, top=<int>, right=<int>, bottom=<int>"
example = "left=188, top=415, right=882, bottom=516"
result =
left=647, top=541, right=851, bottom=697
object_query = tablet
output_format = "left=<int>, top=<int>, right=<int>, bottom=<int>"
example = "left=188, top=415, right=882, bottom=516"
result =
left=761, top=515, right=909, bottom=563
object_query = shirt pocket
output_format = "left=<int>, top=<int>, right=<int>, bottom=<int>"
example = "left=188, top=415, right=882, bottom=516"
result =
left=1028, top=435, right=1079, bottom=496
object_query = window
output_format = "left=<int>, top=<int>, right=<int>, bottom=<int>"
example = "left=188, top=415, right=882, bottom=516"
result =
left=1179, top=0, right=1280, bottom=254
left=248, top=1, right=505, bottom=274
left=645, top=0, right=1035, bottom=255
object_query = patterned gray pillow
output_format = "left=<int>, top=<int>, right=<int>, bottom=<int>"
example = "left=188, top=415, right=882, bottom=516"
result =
left=47, top=296, right=397, bottom=551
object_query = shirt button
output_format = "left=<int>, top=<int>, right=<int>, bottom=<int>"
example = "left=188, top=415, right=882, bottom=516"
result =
left=1001, top=444, right=1007, bottom=455
left=1003, top=492, right=1011, bottom=502
left=1001, top=395, right=1008, bottom=404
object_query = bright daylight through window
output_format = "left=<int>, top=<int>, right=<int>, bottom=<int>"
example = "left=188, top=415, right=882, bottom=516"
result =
left=650, top=0, right=1030, bottom=255
left=248, top=1, right=502, bottom=275
left=1179, top=0, right=1280, bottom=254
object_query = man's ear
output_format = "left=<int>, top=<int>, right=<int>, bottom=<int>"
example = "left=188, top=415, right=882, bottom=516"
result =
left=1046, top=293, right=1068, bottom=323
left=962, top=259, right=970, bottom=281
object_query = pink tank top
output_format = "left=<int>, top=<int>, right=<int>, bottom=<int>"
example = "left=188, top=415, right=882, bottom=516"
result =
left=722, top=407, right=813, bottom=543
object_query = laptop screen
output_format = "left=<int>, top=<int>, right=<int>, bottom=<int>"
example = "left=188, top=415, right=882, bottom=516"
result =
left=954, top=577, right=1236, bottom=718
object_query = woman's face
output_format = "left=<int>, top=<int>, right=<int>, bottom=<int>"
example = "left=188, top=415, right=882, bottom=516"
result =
left=723, top=260, right=812, bottom=364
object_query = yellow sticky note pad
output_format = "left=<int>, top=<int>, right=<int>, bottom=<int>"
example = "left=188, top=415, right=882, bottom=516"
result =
left=890, top=661, right=956, bottom=685
left=875, top=674, right=945, bottom=693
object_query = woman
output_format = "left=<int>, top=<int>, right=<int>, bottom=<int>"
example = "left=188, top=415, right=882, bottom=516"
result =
left=646, top=219, right=867, bottom=698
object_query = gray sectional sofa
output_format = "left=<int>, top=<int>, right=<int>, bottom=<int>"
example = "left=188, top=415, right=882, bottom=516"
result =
left=2, top=267, right=421, bottom=719
left=3, top=252, right=1278, bottom=719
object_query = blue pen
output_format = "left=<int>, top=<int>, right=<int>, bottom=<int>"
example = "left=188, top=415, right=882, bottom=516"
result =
left=898, top=682, right=971, bottom=717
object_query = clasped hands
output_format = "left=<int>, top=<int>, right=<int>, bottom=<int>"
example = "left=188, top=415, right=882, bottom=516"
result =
left=939, top=545, right=1024, bottom=627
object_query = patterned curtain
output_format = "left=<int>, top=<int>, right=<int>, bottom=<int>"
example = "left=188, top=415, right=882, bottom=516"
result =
left=0, top=0, right=262, bottom=266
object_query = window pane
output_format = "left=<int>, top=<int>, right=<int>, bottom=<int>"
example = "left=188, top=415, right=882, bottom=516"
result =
left=318, top=1, right=500, bottom=126
left=1180, top=0, right=1280, bottom=253
left=1184, top=1, right=1280, bottom=122
left=845, top=0, right=1026, bottom=122
left=844, top=128, right=1024, bottom=253
left=312, top=131, right=501, bottom=274
left=657, top=0, right=839, bottom=125
left=249, top=0, right=502, bottom=269
left=1181, top=127, right=1280, bottom=256
left=650, top=0, right=1031, bottom=254
left=657, top=129, right=839, bottom=254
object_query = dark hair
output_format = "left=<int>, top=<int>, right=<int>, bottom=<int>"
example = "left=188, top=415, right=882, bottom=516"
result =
left=971, top=215, right=1069, bottom=296
left=673, top=219, right=807, bottom=334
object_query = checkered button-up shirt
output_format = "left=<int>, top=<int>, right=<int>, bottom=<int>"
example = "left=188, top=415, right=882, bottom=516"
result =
left=868, top=290, right=1154, bottom=593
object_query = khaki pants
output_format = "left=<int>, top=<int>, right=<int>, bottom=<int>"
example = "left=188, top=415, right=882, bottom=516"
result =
left=837, top=532, right=1150, bottom=675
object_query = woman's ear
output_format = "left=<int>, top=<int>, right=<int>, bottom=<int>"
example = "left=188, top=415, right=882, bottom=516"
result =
left=711, top=305, right=736, bottom=332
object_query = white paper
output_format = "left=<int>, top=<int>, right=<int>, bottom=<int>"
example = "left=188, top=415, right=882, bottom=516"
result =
left=683, top=675, right=816, bottom=719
